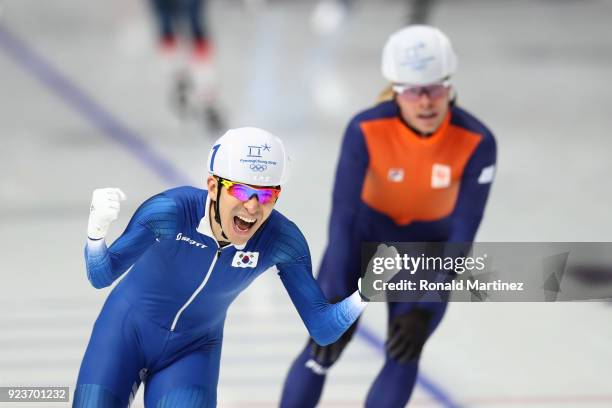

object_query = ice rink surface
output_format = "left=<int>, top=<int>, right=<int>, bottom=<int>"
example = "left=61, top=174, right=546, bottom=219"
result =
left=1, top=0, right=611, bottom=406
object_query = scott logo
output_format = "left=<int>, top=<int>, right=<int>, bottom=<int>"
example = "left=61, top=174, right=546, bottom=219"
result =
left=175, top=233, right=207, bottom=249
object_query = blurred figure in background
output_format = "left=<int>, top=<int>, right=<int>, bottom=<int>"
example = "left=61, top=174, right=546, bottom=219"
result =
left=310, top=0, right=437, bottom=35
left=150, top=0, right=225, bottom=132
left=406, top=0, right=437, bottom=25
left=280, top=25, right=496, bottom=407
left=310, top=0, right=352, bottom=35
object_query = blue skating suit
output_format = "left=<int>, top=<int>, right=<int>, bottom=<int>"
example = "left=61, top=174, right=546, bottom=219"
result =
left=74, top=186, right=364, bottom=408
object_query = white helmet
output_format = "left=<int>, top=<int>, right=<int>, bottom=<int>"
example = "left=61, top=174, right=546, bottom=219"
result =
left=207, top=127, right=290, bottom=186
left=381, top=25, right=457, bottom=85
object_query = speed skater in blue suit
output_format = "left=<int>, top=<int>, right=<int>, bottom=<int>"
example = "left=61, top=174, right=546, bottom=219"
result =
left=74, top=127, right=389, bottom=407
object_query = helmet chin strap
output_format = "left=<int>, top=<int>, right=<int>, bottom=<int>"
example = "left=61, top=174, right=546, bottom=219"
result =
left=213, top=179, right=229, bottom=241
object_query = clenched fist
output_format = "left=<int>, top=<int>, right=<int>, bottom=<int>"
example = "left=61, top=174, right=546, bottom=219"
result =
left=87, top=188, right=126, bottom=240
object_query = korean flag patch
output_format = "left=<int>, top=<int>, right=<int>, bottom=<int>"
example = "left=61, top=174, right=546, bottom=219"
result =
left=232, top=251, right=259, bottom=268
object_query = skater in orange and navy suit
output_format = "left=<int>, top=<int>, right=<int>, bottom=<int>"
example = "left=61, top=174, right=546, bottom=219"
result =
left=280, top=25, right=497, bottom=407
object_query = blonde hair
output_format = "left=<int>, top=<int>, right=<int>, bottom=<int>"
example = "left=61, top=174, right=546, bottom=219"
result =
left=377, top=84, right=395, bottom=103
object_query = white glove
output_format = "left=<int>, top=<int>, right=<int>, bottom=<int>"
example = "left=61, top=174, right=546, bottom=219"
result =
left=358, top=243, right=401, bottom=301
left=87, top=188, right=127, bottom=240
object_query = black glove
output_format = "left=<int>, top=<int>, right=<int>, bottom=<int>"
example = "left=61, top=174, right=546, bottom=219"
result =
left=386, top=308, right=433, bottom=363
left=311, top=319, right=359, bottom=367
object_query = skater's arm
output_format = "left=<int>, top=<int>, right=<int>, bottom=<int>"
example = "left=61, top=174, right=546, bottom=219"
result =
left=448, top=129, right=496, bottom=242
left=274, top=223, right=366, bottom=346
left=85, top=192, right=178, bottom=288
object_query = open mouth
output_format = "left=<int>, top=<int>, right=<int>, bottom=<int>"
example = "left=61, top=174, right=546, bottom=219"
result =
left=417, top=112, right=437, bottom=120
left=233, top=215, right=257, bottom=233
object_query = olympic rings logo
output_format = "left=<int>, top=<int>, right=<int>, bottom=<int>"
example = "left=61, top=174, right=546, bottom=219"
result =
left=250, top=164, right=267, bottom=172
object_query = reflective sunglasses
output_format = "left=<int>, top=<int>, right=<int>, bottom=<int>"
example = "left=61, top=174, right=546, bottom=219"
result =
left=392, top=80, right=451, bottom=102
left=218, top=178, right=281, bottom=205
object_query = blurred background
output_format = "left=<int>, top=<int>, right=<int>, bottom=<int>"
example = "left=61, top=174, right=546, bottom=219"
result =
left=1, top=0, right=611, bottom=406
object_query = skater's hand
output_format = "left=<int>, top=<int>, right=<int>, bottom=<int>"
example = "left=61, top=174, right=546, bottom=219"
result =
left=87, top=188, right=126, bottom=240
left=358, top=243, right=401, bottom=301
left=386, top=308, right=432, bottom=362
left=311, top=319, right=358, bottom=366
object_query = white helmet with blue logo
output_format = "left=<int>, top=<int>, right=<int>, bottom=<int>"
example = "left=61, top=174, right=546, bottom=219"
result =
left=207, top=127, right=290, bottom=186
left=382, top=25, right=457, bottom=85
